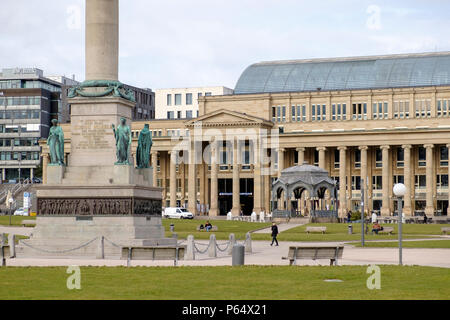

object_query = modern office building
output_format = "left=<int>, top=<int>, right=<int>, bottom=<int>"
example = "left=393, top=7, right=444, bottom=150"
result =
left=155, top=86, right=233, bottom=119
left=0, top=68, right=77, bottom=181
left=124, top=85, right=155, bottom=120
left=43, top=52, right=450, bottom=217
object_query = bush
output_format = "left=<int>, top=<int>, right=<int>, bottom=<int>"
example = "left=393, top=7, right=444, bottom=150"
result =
left=350, top=211, right=368, bottom=221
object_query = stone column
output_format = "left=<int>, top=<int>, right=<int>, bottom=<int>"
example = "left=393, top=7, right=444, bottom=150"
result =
left=338, top=146, right=347, bottom=217
left=380, top=145, right=390, bottom=215
left=448, top=144, right=450, bottom=215
left=86, top=0, right=119, bottom=81
left=296, top=147, right=305, bottom=165
left=232, top=138, right=240, bottom=216
left=402, top=145, right=412, bottom=215
left=425, top=144, right=434, bottom=216
left=253, top=139, right=263, bottom=213
left=30, top=168, right=34, bottom=180
left=151, top=151, right=158, bottom=187
left=317, top=147, right=326, bottom=169
left=188, top=143, right=197, bottom=214
left=209, top=141, right=219, bottom=216
left=42, top=154, right=49, bottom=184
left=169, top=151, right=177, bottom=207
left=2, top=168, right=5, bottom=181
left=278, top=148, right=285, bottom=177
left=359, top=146, right=368, bottom=214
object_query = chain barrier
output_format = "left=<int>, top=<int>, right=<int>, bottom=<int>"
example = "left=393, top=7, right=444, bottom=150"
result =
left=103, top=237, right=123, bottom=248
left=20, top=237, right=99, bottom=254
left=215, top=241, right=231, bottom=252
left=193, top=241, right=210, bottom=254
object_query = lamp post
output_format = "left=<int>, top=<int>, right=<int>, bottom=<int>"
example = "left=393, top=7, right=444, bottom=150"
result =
left=393, top=183, right=407, bottom=265
left=8, top=197, right=14, bottom=226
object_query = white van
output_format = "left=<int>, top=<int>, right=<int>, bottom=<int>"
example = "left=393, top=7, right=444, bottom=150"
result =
left=163, top=207, right=194, bottom=219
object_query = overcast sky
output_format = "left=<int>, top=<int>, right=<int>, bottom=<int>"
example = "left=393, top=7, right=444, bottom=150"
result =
left=1, top=0, right=449, bottom=90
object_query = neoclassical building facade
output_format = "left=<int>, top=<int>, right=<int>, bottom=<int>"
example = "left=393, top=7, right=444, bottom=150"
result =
left=42, top=52, right=450, bottom=217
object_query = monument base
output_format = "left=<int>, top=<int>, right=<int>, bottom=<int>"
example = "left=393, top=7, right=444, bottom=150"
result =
left=16, top=216, right=176, bottom=259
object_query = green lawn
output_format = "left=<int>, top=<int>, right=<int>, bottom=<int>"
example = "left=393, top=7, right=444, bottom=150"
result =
left=162, top=219, right=271, bottom=240
left=0, top=265, right=449, bottom=300
left=0, top=216, right=35, bottom=226
left=251, top=223, right=450, bottom=242
left=351, top=240, right=450, bottom=248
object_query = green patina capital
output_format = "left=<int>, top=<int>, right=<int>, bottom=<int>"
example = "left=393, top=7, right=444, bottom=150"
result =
left=68, top=80, right=136, bottom=102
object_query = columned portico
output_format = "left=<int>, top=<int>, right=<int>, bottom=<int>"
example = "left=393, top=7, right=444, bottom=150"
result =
left=425, top=144, right=434, bottom=215
left=402, top=145, right=412, bottom=215
left=209, top=141, right=219, bottom=216
left=338, top=146, right=347, bottom=217
left=380, top=145, right=390, bottom=215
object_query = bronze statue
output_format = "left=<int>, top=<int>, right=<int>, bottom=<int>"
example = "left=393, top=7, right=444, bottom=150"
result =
left=136, top=124, right=153, bottom=168
left=112, top=117, right=132, bottom=165
left=47, top=119, right=65, bottom=165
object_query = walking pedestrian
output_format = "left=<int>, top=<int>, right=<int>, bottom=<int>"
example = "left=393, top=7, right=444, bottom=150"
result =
left=270, top=222, right=279, bottom=246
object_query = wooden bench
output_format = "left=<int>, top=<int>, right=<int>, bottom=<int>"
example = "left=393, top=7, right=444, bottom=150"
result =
left=196, top=225, right=218, bottom=232
left=374, top=227, right=394, bottom=235
left=121, top=246, right=186, bottom=266
left=305, top=226, right=327, bottom=234
left=21, top=220, right=36, bottom=227
left=441, top=227, right=450, bottom=235
left=282, top=246, right=344, bottom=266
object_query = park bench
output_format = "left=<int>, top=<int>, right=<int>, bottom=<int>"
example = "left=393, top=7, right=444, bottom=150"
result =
left=305, top=226, right=327, bottom=234
left=196, top=225, right=218, bottom=231
left=441, top=227, right=450, bottom=235
left=375, top=227, right=394, bottom=235
left=21, top=220, right=36, bottom=227
left=121, top=246, right=186, bottom=266
left=282, top=246, right=344, bottom=266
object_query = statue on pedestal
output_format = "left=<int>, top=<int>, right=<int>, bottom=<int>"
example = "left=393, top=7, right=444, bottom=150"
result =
left=112, top=118, right=132, bottom=165
left=136, top=124, right=153, bottom=169
left=47, top=119, right=65, bottom=166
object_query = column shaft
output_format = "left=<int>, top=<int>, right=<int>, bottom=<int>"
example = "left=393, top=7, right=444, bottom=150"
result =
left=425, top=144, right=434, bottom=215
left=317, top=147, right=326, bottom=169
left=151, top=152, right=158, bottom=187
left=297, top=147, right=305, bottom=165
left=381, top=145, right=391, bottom=215
left=359, top=146, right=368, bottom=214
left=188, top=144, right=197, bottom=214
left=209, top=142, right=219, bottom=216
left=338, top=147, right=347, bottom=217
left=232, top=139, right=240, bottom=215
left=169, top=151, right=177, bottom=207
left=402, top=145, right=412, bottom=215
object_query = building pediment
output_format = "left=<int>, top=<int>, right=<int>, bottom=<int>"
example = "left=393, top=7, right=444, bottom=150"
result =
left=185, top=109, right=273, bottom=128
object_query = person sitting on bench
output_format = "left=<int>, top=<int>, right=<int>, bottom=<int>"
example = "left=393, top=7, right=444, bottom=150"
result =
left=205, top=221, right=213, bottom=232
left=372, top=222, right=382, bottom=234
left=199, top=224, right=204, bottom=230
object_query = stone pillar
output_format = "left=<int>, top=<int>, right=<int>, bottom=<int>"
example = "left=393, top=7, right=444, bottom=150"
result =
left=448, top=144, right=450, bottom=215
left=42, top=154, right=49, bottom=184
left=380, top=145, right=390, bottom=215
left=188, top=143, right=197, bottom=214
left=297, top=147, right=305, bottom=165
left=278, top=148, right=285, bottom=177
left=151, top=151, right=158, bottom=187
left=30, top=168, right=34, bottom=180
left=359, top=146, right=368, bottom=214
left=232, top=138, right=240, bottom=216
left=169, top=151, right=177, bottom=207
left=253, top=139, right=263, bottom=213
left=317, top=147, right=326, bottom=169
left=1, top=168, right=5, bottom=181
left=86, top=0, right=119, bottom=81
left=338, top=146, right=347, bottom=217
left=209, top=141, right=219, bottom=216
left=402, top=145, right=412, bottom=215
left=425, top=144, right=434, bottom=216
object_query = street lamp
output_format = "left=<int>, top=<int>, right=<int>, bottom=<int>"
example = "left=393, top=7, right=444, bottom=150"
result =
left=8, top=196, right=14, bottom=226
left=393, top=183, right=407, bottom=265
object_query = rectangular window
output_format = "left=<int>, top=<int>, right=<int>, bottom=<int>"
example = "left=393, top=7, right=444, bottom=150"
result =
left=437, top=174, right=449, bottom=188
left=277, top=106, right=281, bottom=122
left=272, top=107, right=276, bottom=122
left=351, top=176, right=361, bottom=190
left=205, top=92, right=212, bottom=96
left=418, top=147, right=426, bottom=167
left=312, top=105, right=316, bottom=121
left=415, top=175, right=426, bottom=189
left=334, top=149, right=340, bottom=168
left=177, top=111, right=181, bottom=119
left=167, top=111, right=174, bottom=119
left=291, top=105, right=296, bottom=122
left=332, top=104, right=336, bottom=121
left=322, top=104, right=326, bottom=121
left=198, top=92, right=202, bottom=99
left=281, top=106, right=286, bottom=122
left=186, top=110, right=193, bottom=119
left=372, top=176, right=382, bottom=190
left=375, top=148, right=382, bottom=168
left=186, top=93, right=192, bottom=105
left=441, top=146, right=449, bottom=167
left=354, top=149, right=361, bottom=168
left=167, top=94, right=172, bottom=106
left=175, top=94, right=182, bottom=105
left=393, top=175, right=404, bottom=185
left=397, top=147, right=404, bottom=168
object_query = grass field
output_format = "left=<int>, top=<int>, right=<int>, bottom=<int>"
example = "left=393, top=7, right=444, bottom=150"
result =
left=0, top=265, right=449, bottom=300
left=0, top=215, right=35, bottom=226
left=351, top=240, right=450, bottom=248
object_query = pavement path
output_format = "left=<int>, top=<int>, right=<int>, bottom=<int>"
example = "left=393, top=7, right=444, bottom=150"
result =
left=253, top=223, right=305, bottom=234
left=0, top=226, right=33, bottom=236
left=5, top=239, right=450, bottom=268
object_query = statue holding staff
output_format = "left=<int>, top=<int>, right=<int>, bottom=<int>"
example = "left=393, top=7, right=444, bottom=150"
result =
left=112, top=117, right=132, bottom=165
left=47, top=119, right=65, bottom=166
left=136, top=124, right=153, bottom=168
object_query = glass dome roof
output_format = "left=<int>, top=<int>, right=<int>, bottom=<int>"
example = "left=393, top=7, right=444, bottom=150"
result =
left=234, top=52, right=450, bottom=94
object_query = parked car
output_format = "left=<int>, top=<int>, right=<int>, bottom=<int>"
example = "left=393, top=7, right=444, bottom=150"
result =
left=32, top=177, right=42, bottom=184
left=163, top=207, right=194, bottom=219
left=13, top=208, right=28, bottom=216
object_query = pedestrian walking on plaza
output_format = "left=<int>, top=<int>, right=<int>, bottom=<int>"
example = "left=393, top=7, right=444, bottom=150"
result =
left=270, top=222, right=279, bottom=246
